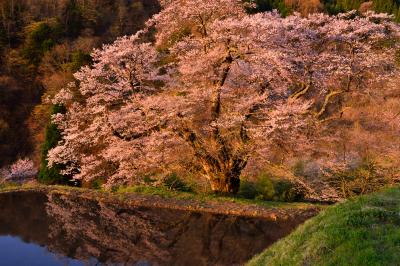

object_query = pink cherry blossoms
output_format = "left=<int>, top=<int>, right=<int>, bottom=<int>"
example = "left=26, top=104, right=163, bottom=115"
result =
left=48, top=1, right=400, bottom=193
left=0, top=158, right=37, bottom=182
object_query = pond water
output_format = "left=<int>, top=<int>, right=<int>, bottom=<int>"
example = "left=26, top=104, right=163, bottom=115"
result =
left=0, top=191, right=302, bottom=266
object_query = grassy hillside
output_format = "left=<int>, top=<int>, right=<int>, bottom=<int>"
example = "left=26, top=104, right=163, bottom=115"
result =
left=247, top=186, right=400, bottom=266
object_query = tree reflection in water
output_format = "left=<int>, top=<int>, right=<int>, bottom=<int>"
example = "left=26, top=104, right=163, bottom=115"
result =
left=0, top=191, right=311, bottom=265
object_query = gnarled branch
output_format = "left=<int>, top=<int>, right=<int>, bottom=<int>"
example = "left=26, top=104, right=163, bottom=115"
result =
left=316, top=90, right=343, bottom=119
left=290, top=83, right=311, bottom=101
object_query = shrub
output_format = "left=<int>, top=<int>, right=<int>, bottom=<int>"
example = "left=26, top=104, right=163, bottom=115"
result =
left=255, top=174, right=276, bottom=200
left=274, top=180, right=304, bottom=202
left=239, top=179, right=259, bottom=199
left=163, top=173, right=193, bottom=192
left=325, top=158, right=388, bottom=198
left=143, top=175, right=157, bottom=184
left=239, top=173, right=305, bottom=202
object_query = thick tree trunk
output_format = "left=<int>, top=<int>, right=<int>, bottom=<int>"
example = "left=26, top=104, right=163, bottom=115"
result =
left=209, top=172, right=241, bottom=194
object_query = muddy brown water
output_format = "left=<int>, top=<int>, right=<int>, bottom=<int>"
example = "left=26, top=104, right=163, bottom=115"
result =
left=0, top=191, right=312, bottom=266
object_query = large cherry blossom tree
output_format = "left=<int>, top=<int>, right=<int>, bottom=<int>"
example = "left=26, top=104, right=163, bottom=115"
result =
left=48, top=2, right=400, bottom=193
left=146, top=0, right=246, bottom=47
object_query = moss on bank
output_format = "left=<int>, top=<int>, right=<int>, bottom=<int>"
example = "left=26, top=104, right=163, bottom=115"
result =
left=247, top=186, right=400, bottom=266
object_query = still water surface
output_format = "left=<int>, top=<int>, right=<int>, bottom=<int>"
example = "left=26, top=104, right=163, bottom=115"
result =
left=0, top=191, right=299, bottom=266
left=0, top=235, right=83, bottom=266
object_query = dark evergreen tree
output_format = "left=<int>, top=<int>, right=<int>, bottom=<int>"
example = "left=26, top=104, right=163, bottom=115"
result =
left=38, top=104, right=69, bottom=184
left=61, top=0, right=83, bottom=38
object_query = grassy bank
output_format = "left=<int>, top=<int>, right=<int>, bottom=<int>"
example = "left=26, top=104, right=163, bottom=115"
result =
left=0, top=182, right=318, bottom=209
left=247, top=186, right=400, bottom=266
left=0, top=182, right=321, bottom=219
left=114, top=185, right=317, bottom=209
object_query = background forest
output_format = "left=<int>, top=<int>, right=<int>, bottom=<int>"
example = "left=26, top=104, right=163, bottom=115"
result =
left=0, top=0, right=160, bottom=167
left=1, top=0, right=400, bottom=202
left=250, top=0, right=400, bottom=20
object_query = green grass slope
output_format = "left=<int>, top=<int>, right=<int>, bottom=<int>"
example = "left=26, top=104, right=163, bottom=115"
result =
left=247, top=187, right=400, bottom=266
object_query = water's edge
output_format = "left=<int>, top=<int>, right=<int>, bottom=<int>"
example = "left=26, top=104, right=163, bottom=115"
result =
left=0, top=189, right=320, bottom=265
